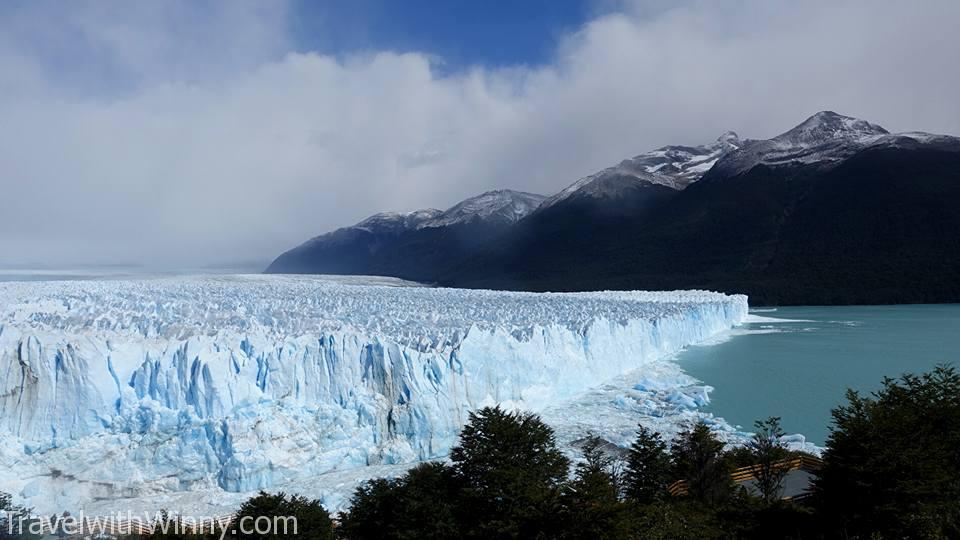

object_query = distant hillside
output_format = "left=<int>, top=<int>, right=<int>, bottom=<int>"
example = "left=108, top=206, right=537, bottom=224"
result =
left=265, top=190, right=545, bottom=282
left=268, top=112, right=960, bottom=305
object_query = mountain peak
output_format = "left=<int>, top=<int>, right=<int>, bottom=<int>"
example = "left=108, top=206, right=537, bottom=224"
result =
left=708, top=111, right=899, bottom=178
left=423, top=189, right=546, bottom=228
left=541, top=134, right=739, bottom=211
left=717, top=131, right=741, bottom=146
left=774, top=111, right=889, bottom=146
left=355, top=208, right=443, bottom=232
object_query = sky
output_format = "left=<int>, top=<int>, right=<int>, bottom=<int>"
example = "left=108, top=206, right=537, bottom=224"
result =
left=1, top=0, right=958, bottom=268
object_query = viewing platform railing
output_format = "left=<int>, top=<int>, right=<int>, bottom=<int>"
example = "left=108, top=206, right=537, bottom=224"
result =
left=668, top=454, right=824, bottom=498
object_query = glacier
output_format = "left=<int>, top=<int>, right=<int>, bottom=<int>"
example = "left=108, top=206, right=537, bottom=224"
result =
left=0, top=275, right=748, bottom=514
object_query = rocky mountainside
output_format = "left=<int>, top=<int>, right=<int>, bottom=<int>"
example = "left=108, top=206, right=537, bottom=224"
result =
left=265, top=189, right=545, bottom=280
left=541, top=130, right=740, bottom=210
left=443, top=113, right=960, bottom=304
left=269, top=112, right=960, bottom=305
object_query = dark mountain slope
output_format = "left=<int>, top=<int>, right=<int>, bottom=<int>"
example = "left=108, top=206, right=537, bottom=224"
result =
left=438, top=180, right=679, bottom=290
left=444, top=146, right=960, bottom=304
left=360, top=219, right=519, bottom=282
left=431, top=134, right=741, bottom=289
left=266, top=190, right=545, bottom=282
left=269, top=112, right=960, bottom=305
left=265, top=209, right=441, bottom=277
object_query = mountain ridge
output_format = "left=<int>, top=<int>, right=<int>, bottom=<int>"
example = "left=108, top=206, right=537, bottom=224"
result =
left=265, top=189, right=546, bottom=278
left=267, top=112, right=960, bottom=305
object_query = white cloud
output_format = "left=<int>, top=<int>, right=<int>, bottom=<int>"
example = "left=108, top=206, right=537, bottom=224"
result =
left=1, top=0, right=958, bottom=267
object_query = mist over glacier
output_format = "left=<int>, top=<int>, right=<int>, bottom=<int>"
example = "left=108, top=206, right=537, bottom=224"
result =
left=0, top=275, right=750, bottom=514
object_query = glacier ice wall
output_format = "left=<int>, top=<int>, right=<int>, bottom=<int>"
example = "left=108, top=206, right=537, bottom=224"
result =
left=0, top=275, right=746, bottom=512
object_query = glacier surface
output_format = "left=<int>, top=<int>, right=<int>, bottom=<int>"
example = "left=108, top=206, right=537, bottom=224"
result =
left=0, top=275, right=748, bottom=514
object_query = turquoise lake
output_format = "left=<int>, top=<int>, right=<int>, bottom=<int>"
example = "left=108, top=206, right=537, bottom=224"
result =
left=676, top=305, right=960, bottom=445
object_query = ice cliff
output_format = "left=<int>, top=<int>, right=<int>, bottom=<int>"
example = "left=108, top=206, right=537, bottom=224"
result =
left=0, top=275, right=747, bottom=513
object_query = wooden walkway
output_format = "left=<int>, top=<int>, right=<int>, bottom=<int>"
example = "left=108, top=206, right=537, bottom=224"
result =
left=668, top=455, right=824, bottom=499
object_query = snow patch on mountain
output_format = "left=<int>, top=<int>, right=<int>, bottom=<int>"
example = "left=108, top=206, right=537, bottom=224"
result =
left=355, top=209, right=444, bottom=233
left=419, top=189, right=546, bottom=228
left=774, top=111, right=889, bottom=146
left=0, top=275, right=747, bottom=514
left=290, top=190, right=545, bottom=253
left=540, top=132, right=741, bottom=210
left=711, top=111, right=960, bottom=177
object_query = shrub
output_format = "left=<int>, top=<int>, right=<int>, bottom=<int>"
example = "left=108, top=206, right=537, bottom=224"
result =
left=815, top=365, right=960, bottom=538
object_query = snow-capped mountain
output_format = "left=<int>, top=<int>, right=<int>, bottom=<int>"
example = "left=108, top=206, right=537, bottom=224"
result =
left=0, top=275, right=747, bottom=514
left=266, top=189, right=546, bottom=279
left=710, top=111, right=959, bottom=177
left=777, top=110, right=889, bottom=145
left=331, top=189, right=545, bottom=237
left=354, top=208, right=444, bottom=234
left=540, top=132, right=741, bottom=210
left=291, top=189, right=544, bottom=245
left=441, top=112, right=960, bottom=304
left=423, top=189, right=546, bottom=228
left=270, top=111, right=960, bottom=305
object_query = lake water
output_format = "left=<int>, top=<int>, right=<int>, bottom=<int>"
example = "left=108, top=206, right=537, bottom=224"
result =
left=676, top=305, right=960, bottom=445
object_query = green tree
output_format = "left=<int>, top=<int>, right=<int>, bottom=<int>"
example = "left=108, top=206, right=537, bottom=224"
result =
left=0, top=493, right=43, bottom=540
left=142, top=509, right=199, bottom=540
left=339, top=478, right=403, bottom=539
left=228, top=491, right=333, bottom=540
left=815, top=365, right=960, bottom=538
left=339, top=462, right=460, bottom=540
left=671, top=422, right=733, bottom=506
left=391, top=462, right=461, bottom=539
left=450, top=406, right=570, bottom=539
left=747, top=417, right=789, bottom=503
left=0, top=493, right=13, bottom=537
left=1, top=493, right=23, bottom=540
left=623, top=425, right=672, bottom=504
left=559, top=436, right=631, bottom=539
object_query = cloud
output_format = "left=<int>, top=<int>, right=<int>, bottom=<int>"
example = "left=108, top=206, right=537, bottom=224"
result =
left=1, top=0, right=958, bottom=267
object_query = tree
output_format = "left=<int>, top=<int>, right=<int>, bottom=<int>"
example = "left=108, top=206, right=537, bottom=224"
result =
left=623, top=425, right=672, bottom=504
left=815, top=365, right=960, bottom=538
left=0, top=492, right=36, bottom=540
left=228, top=491, right=333, bottom=540
left=0, top=493, right=18, bottom=539
left=671, top=422, right=733, bottom=506
left=141, top=510, right=184, bottom=540
left=559, top=436, right=631, bottom=539
left=0, top=493, right=13, bottom=536
left=390, top=462, right=461, bottom=539
left=450, top=406, right=570, bottom=539
left=631, top=501, right=724, bottom=540
left=747, top=417, right=789, bottom=503
left=339, top=462, right=460, bottom=540
left=339, top=479, right=403, bottom=540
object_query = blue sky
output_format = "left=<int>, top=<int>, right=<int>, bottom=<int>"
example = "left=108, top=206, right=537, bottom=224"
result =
left=1, top=0, right=958, bottom=267
left=291, top=0, right=604, bottom=71
left=0, top=0, right=610, bottom=96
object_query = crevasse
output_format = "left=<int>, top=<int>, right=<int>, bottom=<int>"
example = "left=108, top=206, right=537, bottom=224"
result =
left=0, top=275, right=747, bottom=512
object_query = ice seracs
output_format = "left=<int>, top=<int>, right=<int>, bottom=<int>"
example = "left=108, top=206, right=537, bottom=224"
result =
left=0, top=275, right=746, bottom=514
